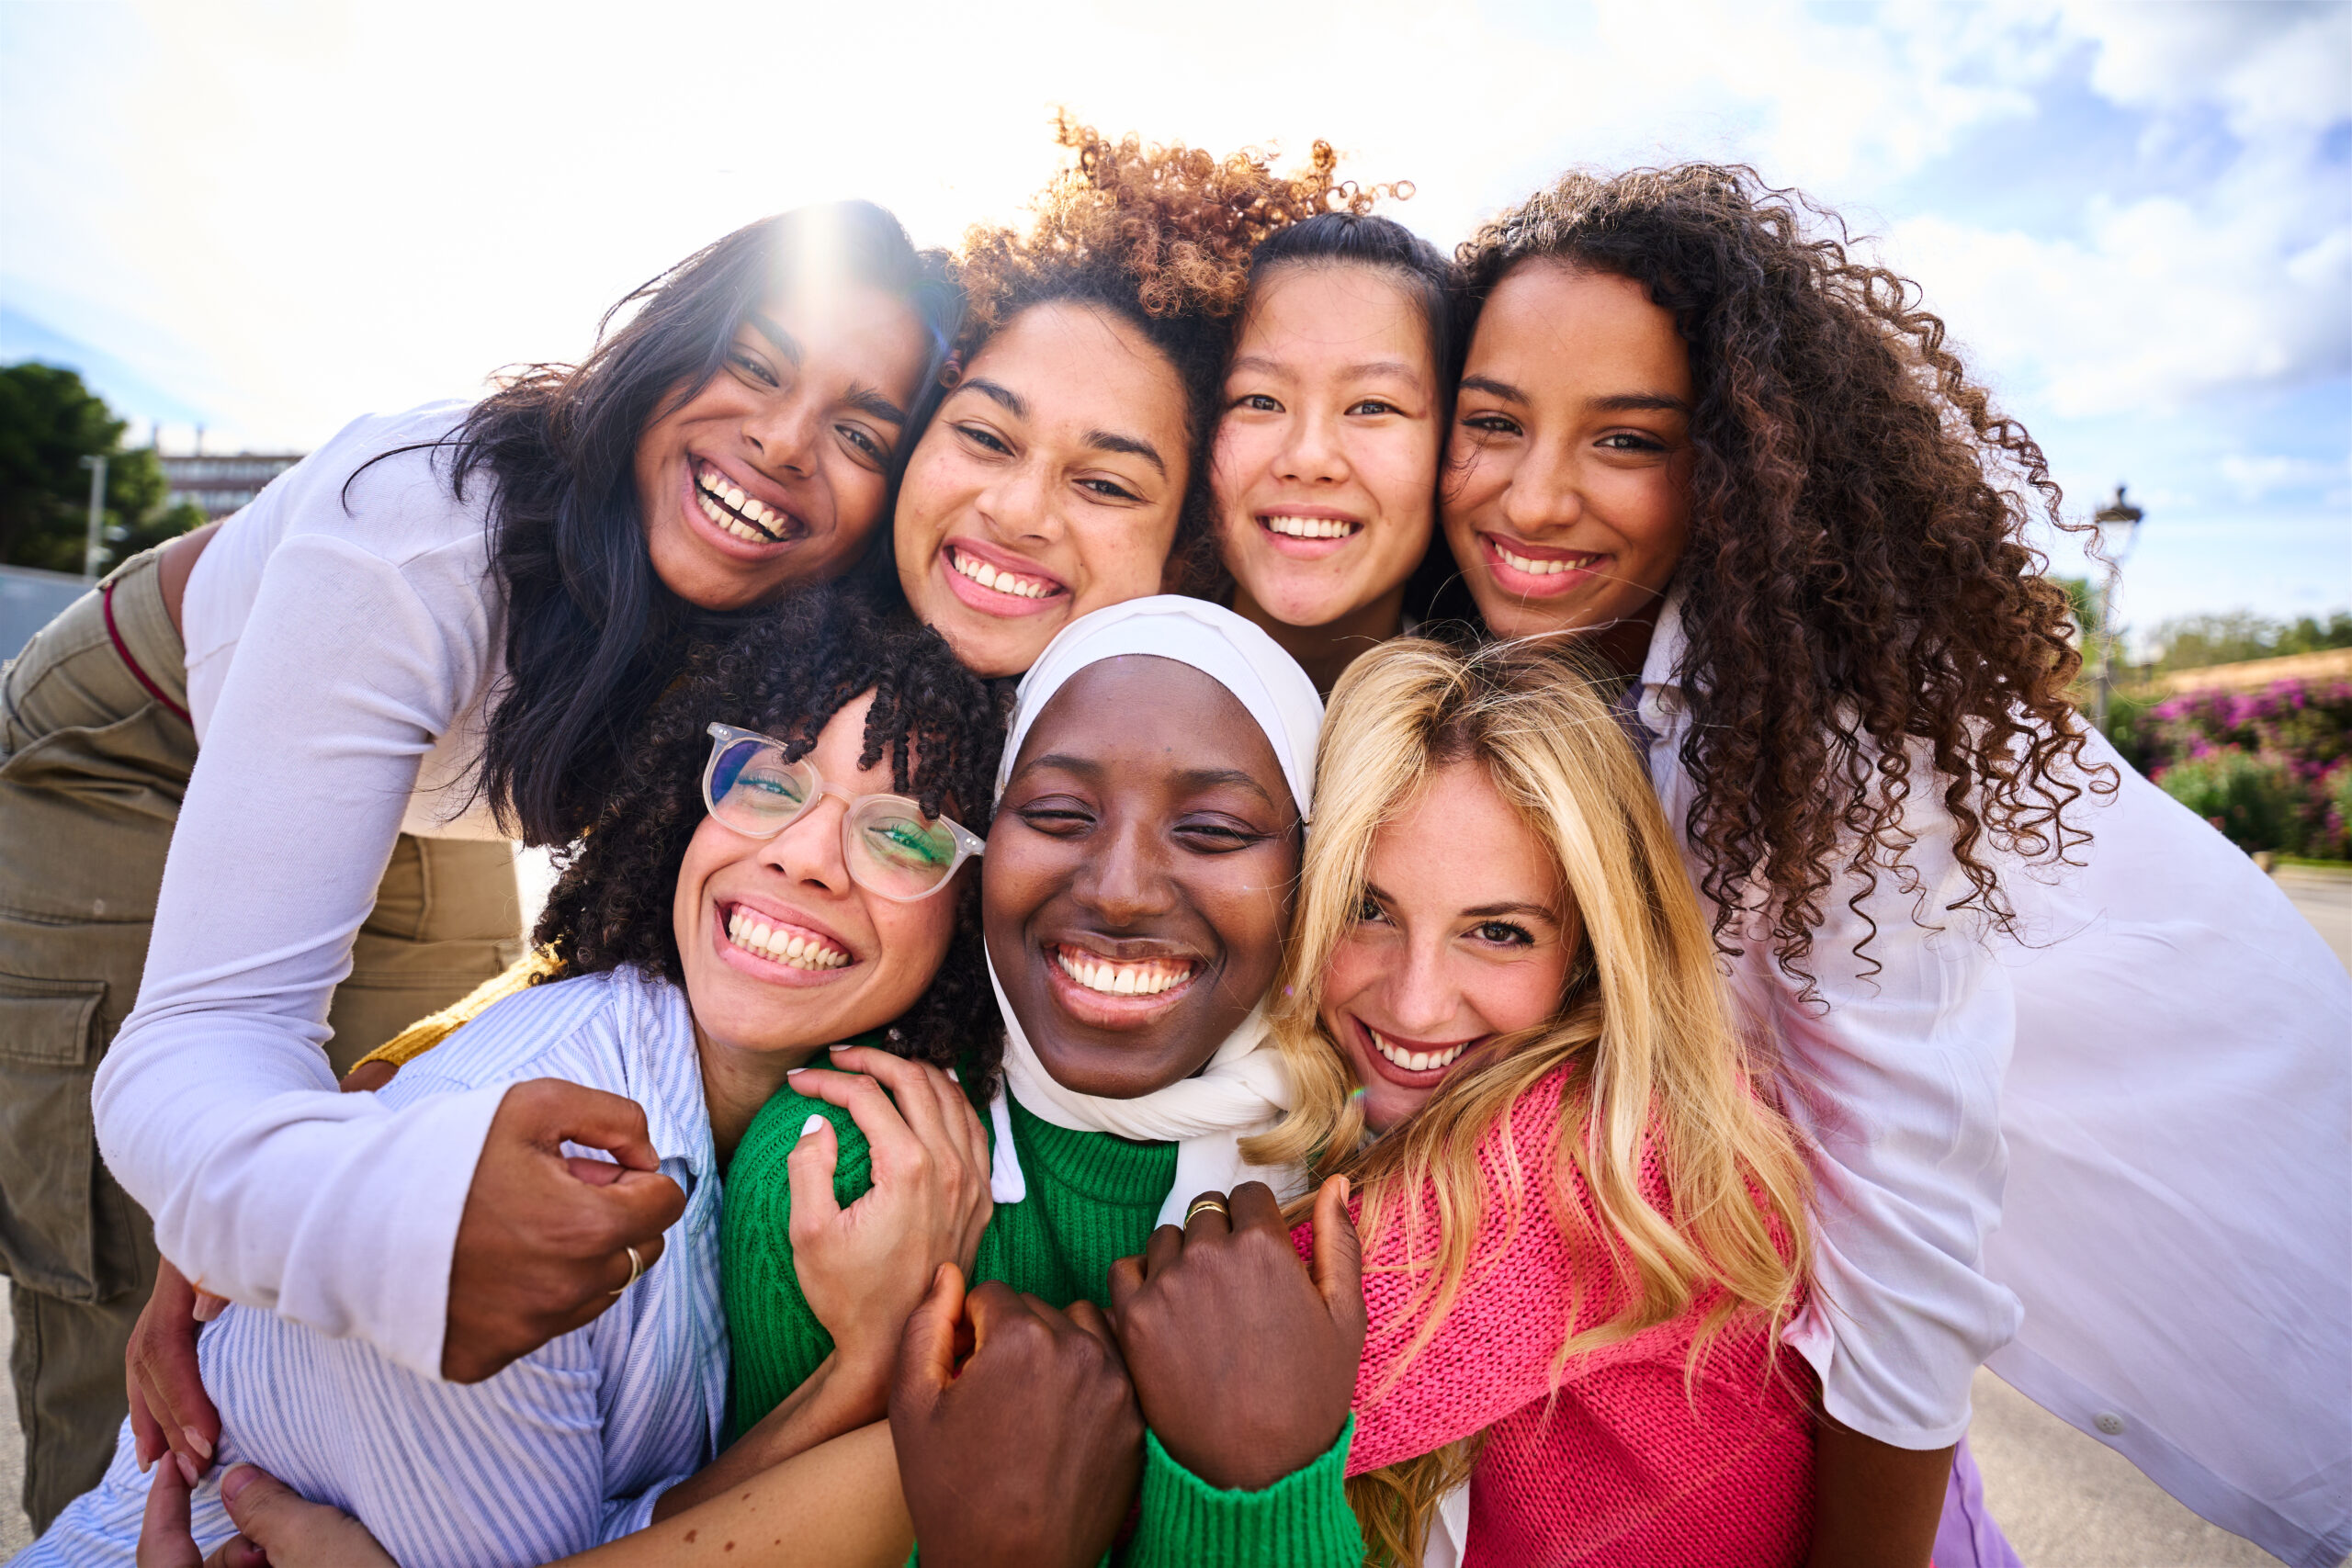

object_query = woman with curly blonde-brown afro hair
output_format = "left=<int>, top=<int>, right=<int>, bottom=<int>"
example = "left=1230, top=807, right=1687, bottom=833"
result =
left=891, top=115, right=1402, bottom=676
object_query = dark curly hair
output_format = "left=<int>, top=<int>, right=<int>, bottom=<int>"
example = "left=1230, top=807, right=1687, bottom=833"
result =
left=533, top=583, right=1013, bottom=1082
left=952, top=114, right=1405, bottom=592
left=1456, top=164, right=2101, bottom=988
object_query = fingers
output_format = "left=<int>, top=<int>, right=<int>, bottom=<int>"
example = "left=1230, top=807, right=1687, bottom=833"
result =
left=192, top=1292, right=227, bottom=1324
left=127, top=1263, right=220, bottom=1480
left=1225, top=1181, right=1285, bottom=1235
left=1181, top=1190, right=1233, bottom=1243
left=1309, top=1175, right=1366, bottom=1342
left=961, top=1279, right=1037, bottom=1357
left=134, top=1450, right=199, bottom=1568
left=785, top=1111, right=843, bottom=1240
left=893, top=1262, right=967, bottom=1412
left=563, top=1155, right=624, bottom=1187
left=953, top=1084, right=992, bottom=1197
left=505, top=1077, right=662, bottom=1172
left=1061, top=1298, right=1129, bottom=1378
left=786, top=1068, right=923, bottom=1172
left=200, top=1536, right=271, bottom=1568
left=217, top=1464, right=398, bottom=1568
left=130, top=1382, right=164, bottom=1474
left=598, top=1167, right=688, bottom=1242
left=1106, top=1253, right=1146, bottom=1321
left=1143, top=1223, right=1184, bottom=1280
left=822, top=1047, right=957, bottom=1153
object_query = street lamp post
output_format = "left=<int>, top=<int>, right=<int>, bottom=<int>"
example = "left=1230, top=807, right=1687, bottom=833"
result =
left=2091, top=484, right=2145, bottom=731
left=79, top=454, right=109, bottom=583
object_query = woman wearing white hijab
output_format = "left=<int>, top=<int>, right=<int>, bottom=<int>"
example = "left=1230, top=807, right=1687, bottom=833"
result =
left=718, top=596, right=1349, bottom=1558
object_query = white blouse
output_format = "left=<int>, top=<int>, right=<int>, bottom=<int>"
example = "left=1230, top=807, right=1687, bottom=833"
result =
left=93, top=402, right=513, bottom=1383
left=1632, top=592, right=2350, bottom=1568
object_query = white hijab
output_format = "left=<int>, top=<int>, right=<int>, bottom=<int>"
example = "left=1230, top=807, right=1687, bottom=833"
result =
left=984, top=596, right=1324, bottom=1226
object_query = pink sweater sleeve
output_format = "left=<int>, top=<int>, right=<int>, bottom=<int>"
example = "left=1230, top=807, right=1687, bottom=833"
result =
left=1295, top=1068, right=1630, bottom=1476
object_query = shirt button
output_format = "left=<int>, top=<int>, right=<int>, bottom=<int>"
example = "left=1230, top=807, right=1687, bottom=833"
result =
left=2095, top=1412, right=2126, bottom=1436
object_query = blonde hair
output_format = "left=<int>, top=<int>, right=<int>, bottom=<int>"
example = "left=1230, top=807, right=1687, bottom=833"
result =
left=1242, top=637, right=1811, bottom=1563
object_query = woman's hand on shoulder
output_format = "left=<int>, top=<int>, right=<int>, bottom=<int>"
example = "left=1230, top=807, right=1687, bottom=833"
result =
left=1108, top=1176, right=1365, bottom=1491
left=783, top=1047, right=994, bottom=1404
left=890, top=1264, right=1143, bottom=1568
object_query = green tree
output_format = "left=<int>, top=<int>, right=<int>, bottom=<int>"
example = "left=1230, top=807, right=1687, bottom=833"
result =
left=0, top=361, right=204, bottom=576
left=2148, top=610, right=2352, bottom=672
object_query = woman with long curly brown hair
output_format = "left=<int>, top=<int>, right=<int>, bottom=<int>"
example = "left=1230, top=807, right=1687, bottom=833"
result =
left=891, top=117, right=1394, bottom=676
left=1438, top=164, right=2350, bottom=1567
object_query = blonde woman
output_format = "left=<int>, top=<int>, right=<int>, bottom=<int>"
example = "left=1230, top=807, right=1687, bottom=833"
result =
left=1123, top=637, right=1940, bottom=1565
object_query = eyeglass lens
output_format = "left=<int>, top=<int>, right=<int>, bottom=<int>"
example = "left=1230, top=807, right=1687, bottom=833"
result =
left=709, top=736, right=961, bottom=897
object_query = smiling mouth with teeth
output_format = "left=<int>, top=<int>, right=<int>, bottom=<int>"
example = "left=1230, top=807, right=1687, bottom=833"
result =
left=726, top=905, right=850, bottom=971
left=947, top=546, right=1060, bottom=601
left=1055, top=946, right=1195, bottom=998
left=1368, top=1025, right=1472, bottom=1075
left=1492, top=540, right=1603, bottom=577
left=1260, top=514, right=1363, bottom=541
left=695, top=461, right=800, bottom=546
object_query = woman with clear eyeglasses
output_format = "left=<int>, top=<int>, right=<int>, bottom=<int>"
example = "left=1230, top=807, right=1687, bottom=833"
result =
left=30, top=590, right=1006, bottom=1568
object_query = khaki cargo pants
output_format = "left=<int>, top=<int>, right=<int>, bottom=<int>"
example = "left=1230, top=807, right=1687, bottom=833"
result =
left=0, top=546, right=522, bottom=1530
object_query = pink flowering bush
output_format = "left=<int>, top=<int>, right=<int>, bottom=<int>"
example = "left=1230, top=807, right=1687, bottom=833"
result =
left=2121, top=679, right=2352, bottom=855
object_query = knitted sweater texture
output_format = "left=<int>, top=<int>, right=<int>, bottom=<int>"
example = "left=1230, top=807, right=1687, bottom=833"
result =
left=722, top=1084, right=1359, bottom=1568
left=1314, top=1065, right=1816, bottom=1567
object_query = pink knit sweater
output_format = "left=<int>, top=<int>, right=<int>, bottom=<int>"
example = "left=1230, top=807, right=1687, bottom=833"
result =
left=1294, top=1066, right=1815, bottom=1567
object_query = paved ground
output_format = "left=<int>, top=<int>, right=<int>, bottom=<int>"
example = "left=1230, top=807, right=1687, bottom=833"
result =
left=5, top=869, right=2346, bottom=1564
left=2276, top=864, right=2352, bottom=974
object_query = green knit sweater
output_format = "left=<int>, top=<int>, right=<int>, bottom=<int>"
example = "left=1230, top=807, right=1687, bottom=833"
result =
left=720, top=1082, right=1362, bottom=1567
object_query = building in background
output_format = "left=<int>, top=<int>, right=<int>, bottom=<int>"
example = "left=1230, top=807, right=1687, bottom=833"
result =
left=157, top=451, right=302, bottom=519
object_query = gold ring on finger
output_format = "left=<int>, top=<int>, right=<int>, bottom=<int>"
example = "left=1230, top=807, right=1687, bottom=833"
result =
left=1185, top=1197, right=1228, bottom=1225
left=607, top=1244, right=644, bottom=1297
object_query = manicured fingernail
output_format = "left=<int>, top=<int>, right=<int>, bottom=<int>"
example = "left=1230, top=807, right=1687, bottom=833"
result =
left=137, top=1449, right=152, bottom=1474
left=184, top=1426, right=213, bottom=1461
left=1337, top=1176, right=1350, bottom=1202
left=826, top=1043, right=847, bottom=1054
left=786, top=1067, right=807, bottom=1077
left=175, top=1450, right=199, bottom=1485
left=945, top=1066, right=960, bottom=1082
left=219, top=1464, right=259, bottom=1505
left=192, top=1294, right=224, bottom=1324
left=800, top=1113, right=826, bottom=1138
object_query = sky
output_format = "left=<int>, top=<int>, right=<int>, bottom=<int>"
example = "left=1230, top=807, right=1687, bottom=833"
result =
left=2, top=0, right=2346, bottom=646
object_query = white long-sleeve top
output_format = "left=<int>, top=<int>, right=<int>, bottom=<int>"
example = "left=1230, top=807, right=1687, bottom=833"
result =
left=92, top=402, right=514, bottom=1382
left=1632, top=592, right=2351, bottom=1568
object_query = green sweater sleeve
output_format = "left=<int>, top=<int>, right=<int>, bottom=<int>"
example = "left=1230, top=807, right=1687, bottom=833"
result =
left=1117, top=1415, right=1363, bottom=1568
left=718, top=1086, right=877, bottom=1438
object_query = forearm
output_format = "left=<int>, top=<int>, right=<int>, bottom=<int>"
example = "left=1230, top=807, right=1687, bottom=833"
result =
left=96, top=1030, right=501, bottom=1381
left=655, top=1349, right=891, bottom=1520
left=567, top=1422, right=911, bottom=1568
left=1804, top=1415, right=1952, bottom=1568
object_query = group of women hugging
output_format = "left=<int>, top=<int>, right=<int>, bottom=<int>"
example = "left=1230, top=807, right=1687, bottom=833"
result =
left=2, top=120, right=2346, bottom=1568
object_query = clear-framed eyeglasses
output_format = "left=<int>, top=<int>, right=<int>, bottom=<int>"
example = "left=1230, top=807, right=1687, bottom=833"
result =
left=702, top=722, right=985, bottom=903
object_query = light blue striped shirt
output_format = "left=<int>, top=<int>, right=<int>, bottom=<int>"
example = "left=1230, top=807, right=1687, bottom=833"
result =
left=20, top=967, right=728, bottom=1568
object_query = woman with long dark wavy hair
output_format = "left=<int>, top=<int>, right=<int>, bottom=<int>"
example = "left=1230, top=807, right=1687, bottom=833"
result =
left=0, top=198, right=959, bottom=1519
left=1432, top=164, right=2350, bottom=1567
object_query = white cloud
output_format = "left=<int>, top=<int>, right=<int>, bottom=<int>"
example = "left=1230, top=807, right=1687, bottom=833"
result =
left=2217, top=452, right=2347, bottom=501
left=0, top=0, right=2345, bottom=459
left=2056, top=0, right=2352, bottom=135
